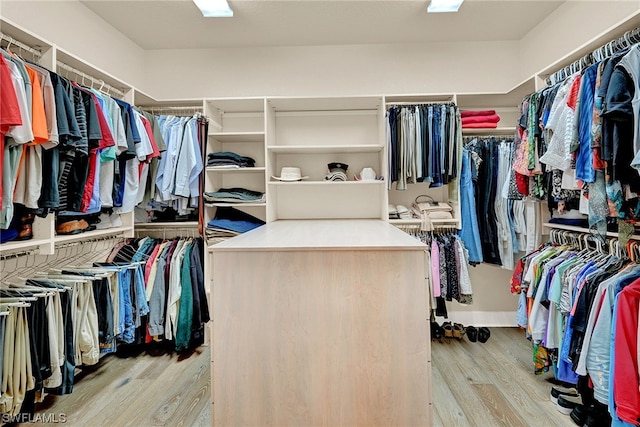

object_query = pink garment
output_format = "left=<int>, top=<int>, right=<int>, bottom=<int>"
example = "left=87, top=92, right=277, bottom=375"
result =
left=461, top=114, right=501, bottom=125
left=462, top=122, right=498, bottom=129
left=461, top=109, right=496, bottom=118
left=144, top=244, right=162, bottom=286
left=430, top=241, right=441, bottom=298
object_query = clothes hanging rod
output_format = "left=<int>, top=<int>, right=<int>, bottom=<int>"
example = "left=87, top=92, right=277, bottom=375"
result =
left=385, top=101, right=455, bottom=106
left=56, top=61, right=126, bottom=98
left=140, top=105, right=204, bottom=116
left=0, top=32, right=42, bottom=58
left=54, top=234, right=123, bottom=250
left=0, top=248, right=38, bottom=261
left=545, top=26, right=640, bottom=86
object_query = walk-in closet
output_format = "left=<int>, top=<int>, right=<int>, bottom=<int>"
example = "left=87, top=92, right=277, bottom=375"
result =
left=1, top=1, right=640, bottom=426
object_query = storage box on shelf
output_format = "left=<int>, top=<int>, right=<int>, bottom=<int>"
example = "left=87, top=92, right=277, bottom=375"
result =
left=265, top=96, right=387, bottom=222
left=203, top=98, right=267, bottom=232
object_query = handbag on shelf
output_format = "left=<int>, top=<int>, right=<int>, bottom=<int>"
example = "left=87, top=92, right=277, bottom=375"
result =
left=413, top=195, right=452, bottom=213
left=412, top=195, right=453, bottom=231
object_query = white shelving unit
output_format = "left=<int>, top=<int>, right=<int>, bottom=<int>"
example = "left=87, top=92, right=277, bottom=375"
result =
left=203, top=98, right=268, bottom=230
left=266, top=96, right=387, bottom=222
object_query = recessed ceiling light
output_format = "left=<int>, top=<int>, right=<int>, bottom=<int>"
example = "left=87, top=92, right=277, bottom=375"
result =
left=427, top=0, right=464, bottom=13
left=193, top=0, right=234, bottom=17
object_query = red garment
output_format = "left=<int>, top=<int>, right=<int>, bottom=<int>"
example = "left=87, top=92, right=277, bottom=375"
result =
left=462, top=122, right=498, bottom=129
left=516, top=172, right=529, bottom=196
left=79, top=90, right=116, bottom=211
left=510, top=257, right=525, bottom=294
left=0, top=55, right=23, bottom=205
left=613, top=279, right=640, bottom=425
left=567, top=75, right=582, bottom=109
left=139, top=115, right=160, bottom=160
left=79, top=148, right=98, bottom=212
left=461, top=109, right=496, bottom=118
left=461, top=114, right=501, bottom=125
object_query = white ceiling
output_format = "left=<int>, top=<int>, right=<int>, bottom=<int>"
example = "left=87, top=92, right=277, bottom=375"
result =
left=79, top=0, right=565, bottom=49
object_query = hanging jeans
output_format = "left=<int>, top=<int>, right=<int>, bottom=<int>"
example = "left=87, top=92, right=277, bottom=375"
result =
left=458, top=149, right=483, bottom=263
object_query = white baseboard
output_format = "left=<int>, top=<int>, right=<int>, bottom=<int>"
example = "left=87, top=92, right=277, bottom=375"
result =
left=434, top=311, right=517, bottom=327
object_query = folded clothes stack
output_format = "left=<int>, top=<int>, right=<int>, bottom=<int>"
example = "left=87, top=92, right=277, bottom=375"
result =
left=207, top=151, right=256, bottom=168
left=203, top=187, right=265, bottom=204
left=206, top=207, right=265, bottom=244
left=461, top=109, right=501, bottom=129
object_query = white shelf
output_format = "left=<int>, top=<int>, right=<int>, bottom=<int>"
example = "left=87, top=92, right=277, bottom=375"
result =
left=205, top=202, right=267, bottom=208
left=269, top=180, right=384, bottom=186
left=206, top=166, right=266, bottom=173
left=542, top=222, right=640, bottom=240
left=462, top=127, right=516, bottom=136
left=268, top=96, right=381, bottom=112
left=0, top=238, right=51, bottom=255
left=54, top=226, right=132, bottom=244
left=267, top=145, right=383, bottom=154
left=389, top=218, right=460, bottom=225
left=208, top=132, right=265, bottom=142
left=134, top=221, right=199, bottom=228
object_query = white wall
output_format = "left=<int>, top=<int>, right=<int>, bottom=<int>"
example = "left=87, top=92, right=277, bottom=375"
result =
left=519, top=0, right=640, bottom=80
left=0, top=0, right=145, bottom=88
left=141, top=41, right=520, bottom=99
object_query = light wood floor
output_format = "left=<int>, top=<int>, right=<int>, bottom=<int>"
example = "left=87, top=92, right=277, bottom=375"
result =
left=21, top=328, right=575, bottom=427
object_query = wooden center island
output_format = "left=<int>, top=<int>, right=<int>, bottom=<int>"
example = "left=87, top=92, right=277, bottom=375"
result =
left=210, top=219, right=431, bottom=426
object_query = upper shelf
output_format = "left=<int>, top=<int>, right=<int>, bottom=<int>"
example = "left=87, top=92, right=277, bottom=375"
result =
left=208, top=132, right=265, bottom=142
left=456, top=77, right=536, bottom=109
left=462, top=127, right=516, bottom=136
left=206, top=97, right=265, bottom=114
left=385, top=94, right=455, bottom=105
left=268, top=96, right=382, bottom=112
left=267, top=144, right=383, bottom=154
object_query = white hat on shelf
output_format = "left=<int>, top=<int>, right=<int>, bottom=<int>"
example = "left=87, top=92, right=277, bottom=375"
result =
left=272, top=166, right=309, bottom=182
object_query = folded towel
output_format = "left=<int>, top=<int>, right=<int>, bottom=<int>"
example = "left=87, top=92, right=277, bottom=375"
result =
left=461, top=114, right=501, bottom=124
left=462, top=122, right=499, bottom=129
left=461, top=109, right=496, bottom=118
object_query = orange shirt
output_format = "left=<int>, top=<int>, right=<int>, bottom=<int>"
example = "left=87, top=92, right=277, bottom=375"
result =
left=24, top=63, right=48, bottom=145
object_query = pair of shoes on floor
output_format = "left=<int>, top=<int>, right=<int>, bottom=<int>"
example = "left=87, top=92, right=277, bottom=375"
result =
left=466, top=326, right=490, bottom=343
left=440, top=322, right=467, bottom=340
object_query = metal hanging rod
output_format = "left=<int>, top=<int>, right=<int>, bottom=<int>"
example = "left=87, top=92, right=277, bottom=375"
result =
left=0, top=249, right=37, bottom=261
left=56, top=61, right=126, bottom=98
left=546, top=26, right=640, bottom=86
left=140, top=105, right=204, bottom=116
left=386, top=101, right=456, bottom=107
left=0, top=32, right=42, bottom=58
left=54, top=234, right=123, bottom=250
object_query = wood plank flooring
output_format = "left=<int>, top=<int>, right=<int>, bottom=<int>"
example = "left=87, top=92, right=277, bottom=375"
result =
left=20, top=328, right=576, bottom=427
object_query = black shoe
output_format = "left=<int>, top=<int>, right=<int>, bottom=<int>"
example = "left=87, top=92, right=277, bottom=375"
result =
left=583, top=402, right=611, bottom=427
left=467, top=326, right=478, bottom=342
left=569, top=404, right=590, bottom=426
left=478, top=327, right=490, bottom=343
left=430, top=321, right=443, bottom=341
left=551, top=386, right=578, bottom=404
left=557, top=394, right=582, bottom=415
